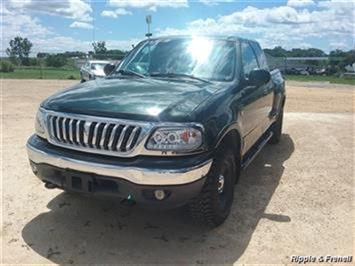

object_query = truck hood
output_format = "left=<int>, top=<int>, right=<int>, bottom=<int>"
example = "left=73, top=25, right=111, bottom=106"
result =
left=42, top=77, right=221, bottom=121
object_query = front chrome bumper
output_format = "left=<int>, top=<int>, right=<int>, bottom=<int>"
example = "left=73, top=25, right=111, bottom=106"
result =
left=27, top=139, right=212, bottom=186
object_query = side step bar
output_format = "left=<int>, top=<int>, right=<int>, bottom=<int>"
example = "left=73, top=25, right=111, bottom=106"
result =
left=241, top=131, right=273, bottom=169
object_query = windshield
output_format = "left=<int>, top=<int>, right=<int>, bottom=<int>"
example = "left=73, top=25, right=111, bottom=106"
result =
left=117, top=37, right=236, bottom=82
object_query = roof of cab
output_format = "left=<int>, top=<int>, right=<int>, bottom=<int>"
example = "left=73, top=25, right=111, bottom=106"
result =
left=148, top=35, right=256, bottom=43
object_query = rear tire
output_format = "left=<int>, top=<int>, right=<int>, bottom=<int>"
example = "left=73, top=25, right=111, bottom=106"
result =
left=269, top=108, right=283, bottom=144
left=189, top=149, right=237, bottom=228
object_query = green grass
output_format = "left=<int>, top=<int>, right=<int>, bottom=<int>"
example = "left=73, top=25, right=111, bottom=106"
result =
left=285, top=74, right=355, bottom=85
left=0, top=67, right=80, bottom=80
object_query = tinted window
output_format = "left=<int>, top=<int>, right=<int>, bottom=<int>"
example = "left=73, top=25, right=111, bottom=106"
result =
left=250, top=42, right=269, bottom=70
left=241, top=42, right=259, bottom=77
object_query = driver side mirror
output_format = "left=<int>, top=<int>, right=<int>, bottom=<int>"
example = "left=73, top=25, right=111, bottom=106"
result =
left=104, top=63, right=115, bottom=76
left=248, top=69, right=271, bottom=87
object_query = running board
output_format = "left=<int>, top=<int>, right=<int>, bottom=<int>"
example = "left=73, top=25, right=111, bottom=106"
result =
left=241, top=131, right=273, bottom=169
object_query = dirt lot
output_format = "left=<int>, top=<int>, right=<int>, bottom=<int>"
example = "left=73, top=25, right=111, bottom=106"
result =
left=1, top=79, right=354, bottom=264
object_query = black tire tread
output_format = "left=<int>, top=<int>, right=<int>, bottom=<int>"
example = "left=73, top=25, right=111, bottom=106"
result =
left=189, top=150, right=236, bottom=228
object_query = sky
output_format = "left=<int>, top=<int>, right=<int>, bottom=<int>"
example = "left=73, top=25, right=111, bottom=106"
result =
left=1, top=0, right=354, bottom=55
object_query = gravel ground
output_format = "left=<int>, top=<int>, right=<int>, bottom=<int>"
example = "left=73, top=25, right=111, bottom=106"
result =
left=1, top=79, right=354, bottom=264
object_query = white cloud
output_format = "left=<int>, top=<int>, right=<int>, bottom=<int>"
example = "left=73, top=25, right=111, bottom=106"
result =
left=106, top=39, right=142, bottom=50
left=107, top=0, right=188, bottom=11
left=287, top=0, right=315, bottom=8
left=30, top=37, right=140, bottom=54
left=6, top=0, right=92, bottom=22
left=198, top=0, right=234, bottom=6
left=101, top=10, right=117, bottom=18
left=1, top=7, right=52, bottom=53
left=329, top=41, right=349, bottom=51
left=1, top=1, right=138, bottom=55
left=101, top=8, right=132, bottom=18
left=158, top=2, right=354, bottom=50
left=2, top=0, right=354, bottom=55
left=69, top=21, right=93, bottom=29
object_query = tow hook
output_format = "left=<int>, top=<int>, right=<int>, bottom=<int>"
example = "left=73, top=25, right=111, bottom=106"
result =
left=44, top=182, right=57, bottom=189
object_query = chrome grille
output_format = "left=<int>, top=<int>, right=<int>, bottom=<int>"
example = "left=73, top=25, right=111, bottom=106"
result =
left=47, top=114, right=144, bottom=155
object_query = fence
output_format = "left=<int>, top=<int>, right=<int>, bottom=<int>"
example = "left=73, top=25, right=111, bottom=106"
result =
left=265, top=54, right=346, bottom=73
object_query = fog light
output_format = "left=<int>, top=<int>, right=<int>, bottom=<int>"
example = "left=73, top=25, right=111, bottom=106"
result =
left=154, top=190, right=166, bottom=200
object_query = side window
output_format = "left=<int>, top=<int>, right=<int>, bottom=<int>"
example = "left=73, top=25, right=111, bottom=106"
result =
left=119, top=41, right=146, bottom=69
left=241, top=42, right=259, bottom=78
left=250, top=42, right=269, bottom=70
left=126, top=44, right=152, bottom=74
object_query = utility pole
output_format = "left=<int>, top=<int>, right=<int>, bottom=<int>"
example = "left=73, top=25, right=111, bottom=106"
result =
left=92, top=3, right=96, bottom=42
left=145, top=15, right=152, bottom=39
left=145, top=15, right=152, bottom=68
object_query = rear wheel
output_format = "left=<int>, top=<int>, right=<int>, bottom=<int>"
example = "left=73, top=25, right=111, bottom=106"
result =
left=269, top=108, right=283, bottom=144
left=189, top=149, right=237, bottom=228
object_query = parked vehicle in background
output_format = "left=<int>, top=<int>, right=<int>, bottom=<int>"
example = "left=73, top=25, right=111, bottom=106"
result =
left=27, top=36, right=285, bottom=228
left=315, top=68, right=326, bottom=75
left=285, top=67, right=310, bottom=75
left=284, top=68, right=298, bottom=75
left=299, top=69, right=310, bottom=76
left=80, top=60, right=110, bottom=82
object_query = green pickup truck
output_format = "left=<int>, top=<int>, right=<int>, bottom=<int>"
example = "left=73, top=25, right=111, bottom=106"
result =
left=27, top=36, right=285, bottom=227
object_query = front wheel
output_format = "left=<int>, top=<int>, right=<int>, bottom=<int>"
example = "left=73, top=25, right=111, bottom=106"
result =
left=189, top=149, right=237, bottom=228
left=80, top=72, right=85, bottom=83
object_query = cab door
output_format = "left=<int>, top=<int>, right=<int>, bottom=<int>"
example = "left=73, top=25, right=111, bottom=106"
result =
left=238, top=41, right=271, bottom=154
left=249, top=41, right=274, bottom=133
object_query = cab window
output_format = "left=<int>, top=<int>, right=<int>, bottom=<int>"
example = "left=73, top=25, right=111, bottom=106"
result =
left=241, top=42, right=259, bottom=78
left=250, top=42, right=269, bottom=70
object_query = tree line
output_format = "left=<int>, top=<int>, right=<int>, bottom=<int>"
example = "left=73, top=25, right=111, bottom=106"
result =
left=264, top=45, right=355, bottom=72
left=2, top=36, right=354, bottom=72
left=2, top=37, right=128, bottom=71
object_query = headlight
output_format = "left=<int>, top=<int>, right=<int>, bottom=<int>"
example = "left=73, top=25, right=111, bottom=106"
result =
left=35, top=108, right=46, bottom=139
left=146, top=127, right=202, bottom=151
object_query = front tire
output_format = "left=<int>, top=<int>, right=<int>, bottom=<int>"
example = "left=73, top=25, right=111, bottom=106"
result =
left=189, top=149, right=237, bottom=228
left=80, top=72, right=85, bottom=83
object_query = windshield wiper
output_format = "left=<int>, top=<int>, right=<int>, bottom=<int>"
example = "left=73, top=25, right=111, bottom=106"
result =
left=150, top=72, right=212, bottom=84
left=108, top=69, right=146, bottom=79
